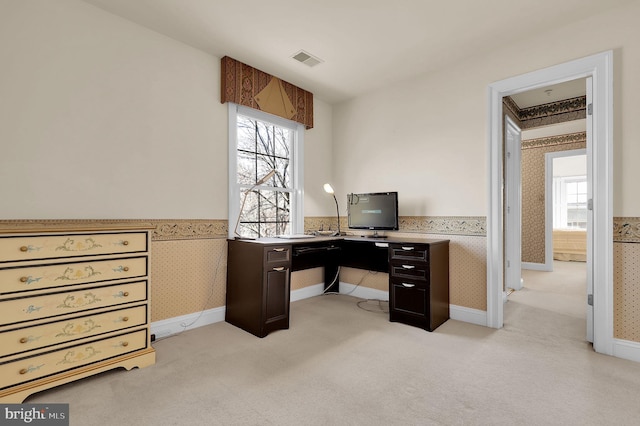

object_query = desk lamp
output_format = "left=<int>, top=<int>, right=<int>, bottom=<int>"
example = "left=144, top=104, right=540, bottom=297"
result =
left=323, top=183, right=341, bottom=236
left=234, top=169, right=276, bottom=238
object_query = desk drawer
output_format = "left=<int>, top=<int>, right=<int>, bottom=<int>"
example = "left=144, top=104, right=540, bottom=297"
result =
left=0, top=233, right=147, bottom=263
left=0, top=329, right=147, bottom=390
left=389, top=262, right=428, bottom=282
left=264, top=246, right=291, bottom=265
left=389, top=244, right=428, bottom=263
left=0, top=257, right=147, bottom=295
left=0, top=305, right=147, bottom=358
left=0, top=281, right=147, bottom=326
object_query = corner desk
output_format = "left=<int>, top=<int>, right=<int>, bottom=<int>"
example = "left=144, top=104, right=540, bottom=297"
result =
left=226, top=236, right=449, bottom=337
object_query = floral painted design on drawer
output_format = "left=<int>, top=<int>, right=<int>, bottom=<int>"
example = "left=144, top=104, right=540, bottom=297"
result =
left=0, top=330, right=147, bottom=390
left=0, top=232, right=148, bottom=263
left=0, top=257, right=147, bottom=295
left=0, top=281, right=147, bottom=326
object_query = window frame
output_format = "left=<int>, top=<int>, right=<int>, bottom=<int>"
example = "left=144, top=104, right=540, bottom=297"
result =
left=228, top=103, right=304, bottom=239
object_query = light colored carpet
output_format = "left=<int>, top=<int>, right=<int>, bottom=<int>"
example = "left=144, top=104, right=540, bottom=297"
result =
left=27, top=267, right=640, bottom=425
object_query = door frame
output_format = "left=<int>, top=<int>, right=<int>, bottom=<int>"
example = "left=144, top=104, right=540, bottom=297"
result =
left=486, top=51, right=613, bottom=355
left=504, top=115, right=522, bottom=291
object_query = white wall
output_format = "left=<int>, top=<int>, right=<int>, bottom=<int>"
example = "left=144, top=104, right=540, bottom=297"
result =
left=0, top=0, right=335, bottom=220
left=333, top=1, right=640, bottom=217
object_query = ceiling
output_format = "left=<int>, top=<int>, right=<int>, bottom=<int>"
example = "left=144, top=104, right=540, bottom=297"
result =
left=81, top=0, right=630, bottom=105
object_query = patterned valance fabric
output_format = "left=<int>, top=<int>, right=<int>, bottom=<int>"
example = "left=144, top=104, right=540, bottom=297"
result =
left=221, top=56, right=314, bottom=129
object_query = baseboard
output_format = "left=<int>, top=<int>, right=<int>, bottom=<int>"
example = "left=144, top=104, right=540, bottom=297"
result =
left=150, top=287, right=489, bottom=339
left=522, top=262, right=552, bottom=271
left=290, top=283, right=325, bottom=302
left=449, top=304, right=487, bottom=326
left=339, top=282, right=389, bottom=301
left=151, top=306, right=226, bottom=339
left=613, top=338, right=640, bottom=363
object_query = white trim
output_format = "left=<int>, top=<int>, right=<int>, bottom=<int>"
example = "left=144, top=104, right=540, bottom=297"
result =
left=227, top=103, right=305, bottom=239
left=450, top=305, right=487, bottom=327
left=151, top=306, right=226, bottom=339
left=487, top=51, right=614, bottom=356
left=613, top=339, right=640, bottom=363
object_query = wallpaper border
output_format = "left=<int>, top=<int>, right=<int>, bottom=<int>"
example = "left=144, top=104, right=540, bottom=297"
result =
left=504, top=95, right=586, bottom=129
left=3, top=217, right=637, bottom=241
left=522, top=131, right=586, bottom=149
left=614, top=217, right=640, bottom=243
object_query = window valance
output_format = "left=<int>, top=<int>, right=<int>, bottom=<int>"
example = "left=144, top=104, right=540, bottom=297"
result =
left=220, top=56, right=314, bottom=129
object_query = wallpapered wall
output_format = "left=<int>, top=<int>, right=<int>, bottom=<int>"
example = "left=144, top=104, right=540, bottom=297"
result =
left=2, top=217, right=639, bottom=343
left=521, top=133, right=586, bottom=264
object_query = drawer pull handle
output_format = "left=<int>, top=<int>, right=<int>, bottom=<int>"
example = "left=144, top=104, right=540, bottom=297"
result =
left=122, top=317, right=129, bottom=322
left=123, top=266, right=130, bottom=272
left=273, top=267, right=285, bottom=272
left=20, top=277, right=28, bottom=283
left=273, top=248, right=285, bottom=252
left=123, top=292, right=130, bottom=297
left=19, top=246, right=29, bottom=252
left=19, top=368, right=28, bottom=375
left=19, top=337, right=28, bottom=344
left=402, top=283, right=415, bottom=288
left=402, top=265, right=415, bottom=270
left=402, top=246, right=414, bottom=251
left=122, top=341, right=129, bottom=347
left=123, top=240, right=129, bottom=246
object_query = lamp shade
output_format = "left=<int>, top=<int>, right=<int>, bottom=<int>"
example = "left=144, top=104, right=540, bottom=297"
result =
left=323, top=183, right=334, bottom=194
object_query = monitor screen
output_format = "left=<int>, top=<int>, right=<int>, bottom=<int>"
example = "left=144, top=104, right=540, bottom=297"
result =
left=347, top=192, right=399, bottom=230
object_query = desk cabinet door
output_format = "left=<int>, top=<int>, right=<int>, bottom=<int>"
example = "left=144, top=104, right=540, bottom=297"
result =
left=264, top=266, right=289, bottom=325
left=390, top=281, right=428, bottom=318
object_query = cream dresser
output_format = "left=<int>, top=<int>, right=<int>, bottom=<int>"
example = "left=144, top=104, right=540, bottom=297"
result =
left=0, top=222, right=156, bottom=402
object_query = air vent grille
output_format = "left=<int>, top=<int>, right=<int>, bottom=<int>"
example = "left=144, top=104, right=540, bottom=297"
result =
left=292, top=50, right=323, bottom=67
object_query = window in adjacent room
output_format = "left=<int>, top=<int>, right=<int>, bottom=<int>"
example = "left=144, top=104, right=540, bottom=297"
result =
left=228, top=104, right=304, bottom=239
left=553, top=176, right=587, bottom=229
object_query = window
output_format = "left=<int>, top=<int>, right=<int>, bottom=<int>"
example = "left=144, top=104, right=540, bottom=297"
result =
left=228, top=104, right=304, bottom=238
left=553, top=176, right=587, bottom=229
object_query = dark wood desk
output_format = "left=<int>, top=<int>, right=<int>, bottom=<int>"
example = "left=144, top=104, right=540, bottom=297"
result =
left=226, top=236, right=449, bottom=337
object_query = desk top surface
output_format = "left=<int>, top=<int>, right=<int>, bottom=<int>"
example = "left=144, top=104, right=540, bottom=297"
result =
left=231, top=235, right=449, bottom=246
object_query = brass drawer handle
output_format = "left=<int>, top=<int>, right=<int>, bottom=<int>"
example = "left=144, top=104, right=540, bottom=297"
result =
left=122, top=341, right=129, bottom=347
left=123, top=240, right=129, bottom=246
left=402, top=283, right=415, bottom=288
left=272, top=267, right=285, bottom=272
left=122, top=316, right=129, bottom=322
left=123, top=292, right=130, bottom=297
left=20, top=276, right=28, bottom=283
left=123, top=266, right=130, bottom=272
left=19, top=368, right=28, bottom=375
left=402, top=246, right=415, bottom=251
left=402, top=264, right=415, bottom=270
left=19, top=337, right=28, bottom=344
left=20, top=246, right=29, bottom=252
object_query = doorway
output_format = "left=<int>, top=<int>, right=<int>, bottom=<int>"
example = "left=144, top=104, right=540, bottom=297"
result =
left=487, top=51, right=613, bottom=356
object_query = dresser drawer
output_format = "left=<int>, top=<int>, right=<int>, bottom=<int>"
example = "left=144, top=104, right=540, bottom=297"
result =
left=0, top=256, right=147, bottom=295
left=0, top=281, right=147, bottom=326
left=0, top=329, right=148, bottom=390
left=389, top=244, right=428, bottom=263
left=389, top=262, right=428, bottom=282
left=0, top=305, right=147, bottom=358
left=0, top=232, right=147, bottom=263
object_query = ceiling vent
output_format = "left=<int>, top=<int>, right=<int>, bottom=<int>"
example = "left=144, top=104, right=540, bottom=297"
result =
left=292, top=50, right=323, bottom=67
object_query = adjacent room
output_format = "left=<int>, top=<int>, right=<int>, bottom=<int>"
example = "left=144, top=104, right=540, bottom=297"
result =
left=2, top=0, right=640, bottom=424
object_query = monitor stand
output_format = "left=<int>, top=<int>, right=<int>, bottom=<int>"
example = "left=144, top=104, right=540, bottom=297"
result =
left=370, top=231, right=388, bottom=239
